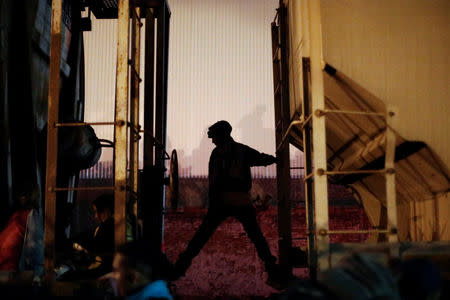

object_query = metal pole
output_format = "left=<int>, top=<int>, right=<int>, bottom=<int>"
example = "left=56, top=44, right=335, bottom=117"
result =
left=302, top=57, right=317, bottom=280
left=149, top=2, right=169, bottom=250
left=144, top=13, right=155, bottom=169
left=114, top=0, right=130, bottom=249
left=130, top=5, right=141, bottom=215
left=309, top=0, right=330, bottom=271
left=276, top=5, right=292, bottom=275
left=44, top=0, right=62, bottom=272
left=385, top=107, right=398, bottom=255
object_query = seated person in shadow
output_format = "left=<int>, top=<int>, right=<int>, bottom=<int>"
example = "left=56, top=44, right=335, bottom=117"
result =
left=57, top=194, right=114, bottom=280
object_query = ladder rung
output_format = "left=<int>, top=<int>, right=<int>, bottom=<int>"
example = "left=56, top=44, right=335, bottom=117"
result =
left=50, top=186, right=116, bottom=192
left=55, top=121, right=117, bottom=127
left=318, top=168, right=392, bottom=176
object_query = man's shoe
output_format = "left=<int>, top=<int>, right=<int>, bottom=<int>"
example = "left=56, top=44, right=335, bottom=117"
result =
left=167, top=259, right=189, bottom=281
left=265, top=265, right=299, bottom=290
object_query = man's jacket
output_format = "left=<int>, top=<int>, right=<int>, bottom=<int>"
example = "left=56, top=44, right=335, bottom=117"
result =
left=208, top=138, right=274, bottom=202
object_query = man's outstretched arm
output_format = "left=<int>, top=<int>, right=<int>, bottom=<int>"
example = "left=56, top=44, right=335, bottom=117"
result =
left=245, top=145, right=277, bottom=167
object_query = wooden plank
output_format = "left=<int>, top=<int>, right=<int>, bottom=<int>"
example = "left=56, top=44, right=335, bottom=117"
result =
left=114, top=0, right=130, bottom=249
left=44, top=0, right=62, bottom=272
left=309, top=0, right=330, bottom=271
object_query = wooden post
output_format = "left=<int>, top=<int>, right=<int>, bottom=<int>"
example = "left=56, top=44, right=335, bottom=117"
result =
left=308, top=0, right=330, bottom=271
left=114, top=0, right=130, bottom=249
left=44, top=0, right=62, bottom=272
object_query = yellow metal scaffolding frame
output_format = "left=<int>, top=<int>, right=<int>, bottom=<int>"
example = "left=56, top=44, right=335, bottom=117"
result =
left=272, top=0, right=399, bottom=279
left=44, top=0, right=144, bottom=272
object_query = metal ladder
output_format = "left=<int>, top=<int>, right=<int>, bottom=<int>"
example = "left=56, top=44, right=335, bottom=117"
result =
left=44, top=0, right=143, bottom=271
left=271, top=0, right=399, bottom=279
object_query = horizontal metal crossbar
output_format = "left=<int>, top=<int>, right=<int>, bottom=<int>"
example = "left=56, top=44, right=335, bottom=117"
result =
left=318, top=168, right=393, bottom=176
left=315, top=109, right=386, bottom=118
left=302, top=168, right=393, bottom=181
left=55, top=121, right=119, bottom=127
left=50, top=186, right=116, bottom=192
left=317, top=229, right=390, bottom=235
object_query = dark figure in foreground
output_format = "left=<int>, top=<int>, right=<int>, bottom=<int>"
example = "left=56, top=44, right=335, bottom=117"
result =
left=173, top=120, right=279, bottom=283
left=99, top=241, right=174, bottom=299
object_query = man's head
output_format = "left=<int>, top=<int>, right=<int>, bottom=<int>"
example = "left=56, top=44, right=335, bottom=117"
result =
left=92, top=194, right=114, bottom=223
left=207, top=120, right=232, bottom=146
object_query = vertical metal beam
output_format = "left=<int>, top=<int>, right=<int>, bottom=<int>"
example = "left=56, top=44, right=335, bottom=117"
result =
left=130, top=5, right=141, bottom=202
left=276, top=5, right=292, bottom=275
left=114, top=0, right=130, bottom=249
left=141, top=11, right=155, bottom=242
left=385, top=106, right=398, bottom=255
left=149, top=2, right=170, bottom=250
left=308, top=0, right=330, bottom=271
left=144, top=13, right=155, bottom=169
left=301, top=58, right=317, bottom=280
left=130, top=5, right=141, bottom=240
left=44, top=0, right=62, bottom=272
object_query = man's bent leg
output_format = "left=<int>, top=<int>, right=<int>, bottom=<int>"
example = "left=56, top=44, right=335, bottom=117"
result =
left=174, top=208, right=227, bottom=278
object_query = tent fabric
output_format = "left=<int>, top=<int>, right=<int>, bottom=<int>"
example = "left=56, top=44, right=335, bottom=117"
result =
left=281, top=0, right=449, bottom=241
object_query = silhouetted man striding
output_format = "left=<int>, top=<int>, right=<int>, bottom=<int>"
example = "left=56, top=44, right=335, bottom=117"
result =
left=173, top=120, right=279, bottom=283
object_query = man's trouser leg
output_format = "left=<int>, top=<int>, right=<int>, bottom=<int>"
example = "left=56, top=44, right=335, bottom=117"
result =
left=235, top=205, right=276, bottom=272
left=175, top=208, right=227, bottom=276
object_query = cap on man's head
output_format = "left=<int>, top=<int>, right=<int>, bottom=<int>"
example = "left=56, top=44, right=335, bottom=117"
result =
left=207, top=120, right=232, bottom=138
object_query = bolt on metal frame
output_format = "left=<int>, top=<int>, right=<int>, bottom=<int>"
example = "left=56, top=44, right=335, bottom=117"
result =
left=272, top=0, right=399, bottom=278
left=44, top=0, right=145, bottom=272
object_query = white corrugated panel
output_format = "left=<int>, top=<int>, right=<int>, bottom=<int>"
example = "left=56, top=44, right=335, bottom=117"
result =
left=80, top=0, right=304, bottom=179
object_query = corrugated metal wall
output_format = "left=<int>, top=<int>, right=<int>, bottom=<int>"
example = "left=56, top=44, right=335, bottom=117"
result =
left=81, top=0, right=303, bottom=179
